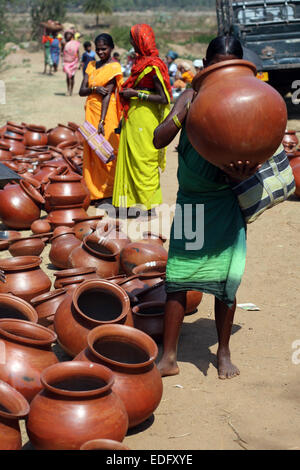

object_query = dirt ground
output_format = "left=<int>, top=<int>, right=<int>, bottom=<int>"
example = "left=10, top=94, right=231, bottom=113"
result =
left=0, top=49, right=300, bottom=451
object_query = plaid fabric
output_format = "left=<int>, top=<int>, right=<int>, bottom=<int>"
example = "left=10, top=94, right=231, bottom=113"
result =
left=79, top=121, right=115, bottom=164
left=231, top=145, right=296, bottom=223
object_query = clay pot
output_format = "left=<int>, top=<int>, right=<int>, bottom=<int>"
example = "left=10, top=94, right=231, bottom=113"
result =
left=0, top=380, right=30, bottom=450
left=69, top=232, right=121, bottom=278
left=54, top=279, right=133, bottom=357
left=53, top=267, right=99, bottom=289
left=31, top=288, right=68, bottom=329
left=0, top=230, right=22, bottom=251
left=47, top=124, right=76, bottom=147
left=0, top=142, right=13, bottom=160
left=80, top=439, right=130, bottom=450
left=1, top=134, right=26, bottom=155
left=186, top=59, right=287, bottom=167
left=31, top=219, right=52, bottom=234
left=0, top=293, right=38, bottom=322
left=44, top=173, right=87, bottom=210
left=93, top=220, right=131, bottom=255
left=0, top=319, right=58, bottom=401
left=46, top=205, right=88, bottom=228
left=0, top=180, right=45, bottom=229
left=49, top=230, right=81, bottom=269
left=141, top=232, right=167, bottom=246
left=120, top=241, right=168, bottom=276
left=26, top=361, right=129, bottom=450
left=72, top=215, right=105, bottom=241
left=290, top=157, right=300, bottom=197
left=0, top=256, right=51, bottom=302
left=4, top=126, right=25, bottom=142
left=33, top=163, right=68, bottom=185
left=282, top=130, right=299, bottom=154
left=24, top=125, right=48, bottom=147
left=132, top=301, right=165, bottom=342
left=8, top=236, right=45, bottom=257
left=75, top=324, right=163, bottom=428
left=68, top=121, right=85, bottom=145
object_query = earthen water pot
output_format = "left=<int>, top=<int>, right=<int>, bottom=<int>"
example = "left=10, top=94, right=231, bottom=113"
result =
left=0, top=319, right=58, bottom=401
left=33, top=163, right=68, bottom=185
left=69, top=232, right=121, bottom=278
left=8, top=236, right=45, bottom=257
left=93, top=220, right=132, bottom=256
left=1, top=134, right=26, bottom=155
left=0, top=380, right=30, bottom=450
left=26, top=361, right=129, bottom=450
left=0, top=293, right=38, bottom=323
left=0, top=256, right=51, bottom=302
left=0, top=142, right=13, bottom=160
left=47, top=124, right=76, bottom=147
left=53, top=267, right=99, bottom=289
left=46, top=205, right=88, bottom=228
left=31, top=288, right=68, bottom=329
left=0, top=230, right=22, bottom=251
left=75, top=324, right=163, bottom=428
left=282, top=130, right=299, bottom=154
left=24, top=125, right=48, bottom=147
left=49, top=229, right=81, bottom=269
left=132, top=301, right=165, bottom=342
left=0, top=179, right=45, bottom=229
left=72, top=215, right=105, bottom=241
left=80, top=439, right=130, bottom=450
left=186, top=59, right=287, bottom=167
left=120, top=240, right=168, bottom=276
left=44, top=173, right=87, bottom=210
left=54, top=279, right=133, bottom=357
left=30, top=219, right=52, bottom=234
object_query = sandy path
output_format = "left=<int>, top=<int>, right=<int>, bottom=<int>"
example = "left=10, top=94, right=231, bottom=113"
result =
left=0, top=50, right=299, bottom=451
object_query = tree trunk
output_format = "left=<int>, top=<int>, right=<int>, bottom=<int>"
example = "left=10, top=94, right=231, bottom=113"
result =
left=96, top=14, right=99, bottom=26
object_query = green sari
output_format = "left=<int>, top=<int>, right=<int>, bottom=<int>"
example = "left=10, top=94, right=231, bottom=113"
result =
left=166, top=127, right=247, bottom=307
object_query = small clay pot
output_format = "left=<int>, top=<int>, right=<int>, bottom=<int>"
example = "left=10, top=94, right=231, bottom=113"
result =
left=0, top=380, right=30, bottom=450
left=53, top=267, right=99, bottom=289
left=49, top=230, right=81, bottom=269
left=31, top=219, right=52, bottom=234
left=26, top=361, right=129, bottom=450
left=8, top=236, right=45, bottom=257
left=31, top=288, right=68, bottom=329
left=80, top=439, right=130, bottom=450
left=132, top=301, right=165, bottom=342
left=0, top=230, right=22, bottom=251
left=24, top=125, right=48, bottom=147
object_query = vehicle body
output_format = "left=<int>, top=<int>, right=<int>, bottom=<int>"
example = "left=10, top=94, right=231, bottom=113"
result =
left=216, top=0, right=300, bottom=94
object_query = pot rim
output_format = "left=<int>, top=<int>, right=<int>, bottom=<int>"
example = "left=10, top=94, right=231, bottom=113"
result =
left=0, top=380, right=30, bottom=419
left=48, top=173, right=82, bottom=183
left=72, top=279, right=130, bottom=325
left=40, top=361, right=114, bottom=397
left=83, top=234, right=120, bottom=259
left=132, top=260, right=167, bottom=276
left=87, top=324, right=158, bottom=369
left=31, top=288, right=67, bottom=306
left=0, top=255, right=42, bottom=271
left=192, top=59, right=257, bottom=92
left=0, top=318, right=57, bottom=347
left=132, top=301, right=165, bottom=318
left=0, top=293, right=38, bottom=323
left=54, top=267, right=97, bottom=278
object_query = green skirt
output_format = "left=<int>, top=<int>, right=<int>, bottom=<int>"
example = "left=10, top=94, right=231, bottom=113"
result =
left=166, top=127, right=246, bottom=307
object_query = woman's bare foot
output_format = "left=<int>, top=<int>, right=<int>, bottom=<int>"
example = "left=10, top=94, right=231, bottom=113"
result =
left=217, top=348, right=240, bottom=379
left=157, top=356, right=180, bottom=377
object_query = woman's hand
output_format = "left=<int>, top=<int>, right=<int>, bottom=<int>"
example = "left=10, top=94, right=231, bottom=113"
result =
left=119, top=88, right=138, bottom=100
left=96, top=86, right=109, bottom=96
left=220, top=161, right=262, bottom=182
left=98, top=121, right=105, bottom=135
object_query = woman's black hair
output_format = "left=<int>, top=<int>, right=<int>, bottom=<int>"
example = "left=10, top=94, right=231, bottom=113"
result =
left=206, top=35, right=243, bottom=64
left=94, top=33, right=114, bottom=49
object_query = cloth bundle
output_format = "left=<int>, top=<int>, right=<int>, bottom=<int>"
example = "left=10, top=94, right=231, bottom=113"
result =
left=78, top=121, right=115, bottom=164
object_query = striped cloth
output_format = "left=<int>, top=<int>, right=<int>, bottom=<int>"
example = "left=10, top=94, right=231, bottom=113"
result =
left=79, top=121, right=115, bottom=164
left=231, top=144, right=296, bottom=223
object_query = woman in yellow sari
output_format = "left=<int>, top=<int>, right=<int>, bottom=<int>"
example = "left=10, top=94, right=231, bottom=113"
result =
left=79, top=34, right=123, bottom=206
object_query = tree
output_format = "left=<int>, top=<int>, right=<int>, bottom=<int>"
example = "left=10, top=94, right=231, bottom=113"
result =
left=30, top=0, right=68, bottom=41
left=83, top=0, right=112, bottom=26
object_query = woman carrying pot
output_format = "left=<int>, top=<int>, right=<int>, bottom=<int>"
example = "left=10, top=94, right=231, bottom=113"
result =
left=153, top=36, right=261, bottom=380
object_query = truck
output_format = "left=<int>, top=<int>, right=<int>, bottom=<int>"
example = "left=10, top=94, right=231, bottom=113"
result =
left=216, top=0, right=300, bottom=95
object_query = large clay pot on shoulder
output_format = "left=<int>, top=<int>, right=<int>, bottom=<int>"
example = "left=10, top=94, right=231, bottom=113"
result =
left=69, top=232, right=120, bottom=278
left=0, top=319, right=58, bottom=401
left=75, top=324, right=163, bottom=428
left=0, top=256, right=51, bottom=302
left=47, top=124, right=76, bottom=147
left=49, top=229, right=81, bottom=269
left=0, top=180, right=45, bottom=229
left=24, top=125, right=48, bottom=147
left=186, top=59, right=287, bottom=167
left=54, top=279, right=133, bottom=357
left=120, top=240, right=168, bottom=276
left=26, top=361, right=128, bottom=450
left=0, top=380, right=30, bottom=450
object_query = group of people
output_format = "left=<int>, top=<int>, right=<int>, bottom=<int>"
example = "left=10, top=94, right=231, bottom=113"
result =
left=79, top=24, right=260, bottom=381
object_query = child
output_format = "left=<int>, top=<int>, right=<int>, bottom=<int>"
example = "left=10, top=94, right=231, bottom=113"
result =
left=80, top=41, right=96, bottom=75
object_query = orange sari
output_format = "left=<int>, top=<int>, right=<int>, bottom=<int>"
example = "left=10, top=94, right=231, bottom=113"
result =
left=83, top=60, right=123, bottom=200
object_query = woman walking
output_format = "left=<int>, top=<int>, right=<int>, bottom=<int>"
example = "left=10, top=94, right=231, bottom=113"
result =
left=79, top=33, right=123, bottom=206
left=50, top=31, right=61, bottom=72
left=112, top=23, right=172, bottom=217
left=63, top=31, right=80, bottom=96
left=153, top=36, right=261, bottom=380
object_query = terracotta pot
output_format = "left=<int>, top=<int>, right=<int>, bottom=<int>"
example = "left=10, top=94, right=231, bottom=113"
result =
left=44, top=173, right=87, bottom=209
left=68, top=121, right=85, bottom=145
left=47, top=124, right=76, bottom=147
left=1, top=134, right=26, bottom=155
left=0, top=142, right=12, bottom=160
left=93, top=220, right=131, bottom=256
left=80, top=439, right=130, bottom=450
left=54, top=279, right=133, bottom=357
left=290, top=157, right=300, bottom=197
left=33, top=163, right=68, bottom=185
left=72, top=215, right=105, bottom=241
left=4, top=126, right=25, bottom=142
left=8, top=236, right=45, bottom=257
left=49, top=230, right=81, bottom=269
left=69, top=232, right=120, bottom=278
left=0, top=180, right=45, bottom=229
left=53, top=267, right=99, bottom=289
left=26, top=361, right=128, bottom=450
left=31, top=219, right=52, bottom=234
left=141, top=232, right=167, bottom=246
left=0, top=319, right=58, bottom=401
left=186, top=59, right=287, bottom=167
left=31, top=288, right=68, bottom=328
left=75, top=324, right=163, bottom=428
left=0, top=230, right=22, bottom=251
left=24, top=125, right=48, bottom=147
left=282, top=130, right=299, bottom=154
left=0, top=380, right=30, bottom=450
left=46, top=205, right=88, bottom=228
left=132, top=301, right=165, bottom=342
left=0, top=293, right=38, bottom=322
left=120, top=241, right=168, bottom=276
left=0, top=256, right=51, bottom=302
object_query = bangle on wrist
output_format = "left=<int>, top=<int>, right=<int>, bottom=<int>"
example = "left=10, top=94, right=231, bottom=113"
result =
left=99, top=119, right=105, bottom=126
left=172, top=114, right=182, bottom=129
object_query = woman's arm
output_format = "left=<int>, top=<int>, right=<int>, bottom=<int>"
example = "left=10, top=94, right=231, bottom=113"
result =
left=119, top=73, right=169, bottom=105
left=79, top=73, right=109, bottom=97
left=98, top=78, right=116, bottom=134
left=153, top=88, right=195, bottom=149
